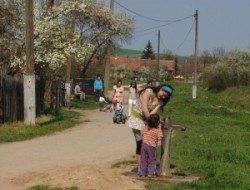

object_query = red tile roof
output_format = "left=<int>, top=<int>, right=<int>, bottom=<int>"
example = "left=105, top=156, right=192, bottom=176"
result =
left=110, top=57, right=175, bottom=71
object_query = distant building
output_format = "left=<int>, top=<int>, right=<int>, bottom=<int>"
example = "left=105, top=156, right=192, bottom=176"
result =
left=110, top=56, right=175, bottom=79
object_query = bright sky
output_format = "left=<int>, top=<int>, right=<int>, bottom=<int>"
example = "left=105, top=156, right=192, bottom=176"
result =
left=104, top=0, right=250, bottom=56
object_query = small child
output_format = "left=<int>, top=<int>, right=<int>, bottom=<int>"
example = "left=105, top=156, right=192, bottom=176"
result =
left=139, top=114, right=163, bottom=177
left=99, top=95, right=107, bottom=112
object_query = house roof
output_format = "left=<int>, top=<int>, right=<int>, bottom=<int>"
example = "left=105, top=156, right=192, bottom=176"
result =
left=110, top=56, right=175, bottom=71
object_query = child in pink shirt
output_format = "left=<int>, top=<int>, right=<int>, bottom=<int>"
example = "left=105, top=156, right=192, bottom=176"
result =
left=139, top=114, right=163, bottom=177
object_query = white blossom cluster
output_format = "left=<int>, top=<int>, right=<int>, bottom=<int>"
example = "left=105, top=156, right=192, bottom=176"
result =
left=9, top=0, right=134, bottom=75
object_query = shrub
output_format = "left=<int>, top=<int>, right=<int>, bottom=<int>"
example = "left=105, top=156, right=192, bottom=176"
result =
left=201, top=50, right=250, bottom=90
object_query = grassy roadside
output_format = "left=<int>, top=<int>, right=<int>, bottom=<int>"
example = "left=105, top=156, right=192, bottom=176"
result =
left=146, top=83, right=250, bottom=190
left=0, top=96, right=99, bottom=143
left=111, top=83, right=250, bottom=190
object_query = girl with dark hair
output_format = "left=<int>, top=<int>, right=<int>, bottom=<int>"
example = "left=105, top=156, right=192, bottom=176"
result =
left=111, top=79, right=124, bottom=111
left=126, top=83, right=174, bottom=174
left=139, top=113, right=163, bottom=177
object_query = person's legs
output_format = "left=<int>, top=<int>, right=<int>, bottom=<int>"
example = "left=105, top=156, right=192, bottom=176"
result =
left=139, top=143, right=148, bottom=177
left=80, top=93, right=83, bottom=101
left=147, top=146, right=157, bottom=177
left=95, top=90, right=99, bottom=102
left=136, top=140, right=142, bottom=171
left=81, top=92, right=85, bottom=101
left=96, top=89, right=101, bottom=102
left=132, top=128, right=142, bottom=173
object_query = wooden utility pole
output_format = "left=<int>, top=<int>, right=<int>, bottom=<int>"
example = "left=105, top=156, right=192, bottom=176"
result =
left=156, top=30, right=160, bottom=86
left=104, top=0, right=114, bottom=96
left=192, top=10, right=198, bottom=99
left=65, top=0, right=76, bottom=108
left=24, top=0, right=36, bottom=125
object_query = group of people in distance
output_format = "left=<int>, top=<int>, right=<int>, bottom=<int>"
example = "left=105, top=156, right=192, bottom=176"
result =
left=75, top=75, right=174, bottom=178
left=74, top=75, right=104, bottom=103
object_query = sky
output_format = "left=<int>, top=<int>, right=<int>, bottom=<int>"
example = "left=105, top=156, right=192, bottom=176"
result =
left=103, top=0, right=250, bottom=56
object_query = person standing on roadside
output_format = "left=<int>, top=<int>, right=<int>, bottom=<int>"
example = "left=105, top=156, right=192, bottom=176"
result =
left=139, top=113, right=163, bottom=178
left=128, top=80, right=138, bottom=117
left=94, top=75, right=103, bottom=103
left=126, top=84, right=174, bottom=174
left=112, top=79, right=124, bottom=110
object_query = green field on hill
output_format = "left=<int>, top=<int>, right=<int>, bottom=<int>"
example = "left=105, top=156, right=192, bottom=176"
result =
left=113, top=48, right=142, bottom=58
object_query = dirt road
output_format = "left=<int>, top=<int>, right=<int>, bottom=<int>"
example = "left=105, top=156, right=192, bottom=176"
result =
left=0, top=105, right=145, bottom=190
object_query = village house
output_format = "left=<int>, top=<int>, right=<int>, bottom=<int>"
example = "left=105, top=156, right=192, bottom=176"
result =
left=110, top=56, right=175, bottom=80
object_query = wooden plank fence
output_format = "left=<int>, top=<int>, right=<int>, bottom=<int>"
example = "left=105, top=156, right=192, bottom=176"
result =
left=0, top=73, right=43, bottom=124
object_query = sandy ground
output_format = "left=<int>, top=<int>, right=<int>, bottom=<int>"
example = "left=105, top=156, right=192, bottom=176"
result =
left=0, top=104, right=146, bottom=190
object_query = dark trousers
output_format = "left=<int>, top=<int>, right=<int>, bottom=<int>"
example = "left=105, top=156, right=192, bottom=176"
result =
left=139, top=143, right=157, bottom=176
left=95, top=89, right=102, bottom=102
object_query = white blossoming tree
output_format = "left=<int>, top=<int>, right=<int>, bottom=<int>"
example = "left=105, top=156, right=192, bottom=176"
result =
left=9, top=0, right=134, bottom=109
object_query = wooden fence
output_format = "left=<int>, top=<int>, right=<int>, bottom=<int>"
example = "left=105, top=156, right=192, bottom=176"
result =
left=0, top=73, right=43, bottom=124
left=50, top=79, right=65, bottom=114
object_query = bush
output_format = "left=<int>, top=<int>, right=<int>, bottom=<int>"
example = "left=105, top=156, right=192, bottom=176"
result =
left=201, top=50, right=250, bottom=90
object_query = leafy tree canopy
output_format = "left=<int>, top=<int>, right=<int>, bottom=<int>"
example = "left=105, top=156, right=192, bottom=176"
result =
left=5, top=0, right=134, bottom=78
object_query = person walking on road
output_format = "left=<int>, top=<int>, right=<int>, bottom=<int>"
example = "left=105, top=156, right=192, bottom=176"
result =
left=126, top=84, right=174, bottom=174
left=112, top=79, right=124, bottom=110
left=128, top=80, right=138, bottom=117
left=94, top=75, right=104, bottom=103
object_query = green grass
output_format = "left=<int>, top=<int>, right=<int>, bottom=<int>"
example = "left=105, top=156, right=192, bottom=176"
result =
left=0, top=109, right=80, bottom=143
left=145, top=83, right=250, bottom=190
left=70, top=95, right=99, bottom=109
left=113, top=48, right=142, bottom=58
left=0, top=98, right=99, bottom=143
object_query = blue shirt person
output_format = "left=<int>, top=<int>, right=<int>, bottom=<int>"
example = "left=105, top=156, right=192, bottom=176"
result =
left=94, top=75, right=103, bottom=102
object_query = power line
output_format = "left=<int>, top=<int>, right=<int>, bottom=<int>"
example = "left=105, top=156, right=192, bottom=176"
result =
left=172, top=20, right=195, bottom=52
left=115, top=1, right=174, bottom=22
left=135, top=15, right=194, bottom=34
left=160, top=20, right=194, bottom=53
left=110, top=0, right=197, bottom=55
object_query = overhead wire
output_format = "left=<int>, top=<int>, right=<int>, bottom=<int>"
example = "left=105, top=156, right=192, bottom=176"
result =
left=115, top=1, right=174, bottom=23
left=113, top=0, right=196, bottom=54
left=135, top=15, right=194, bottom=34
left=171, top=20, right=195, bottom=52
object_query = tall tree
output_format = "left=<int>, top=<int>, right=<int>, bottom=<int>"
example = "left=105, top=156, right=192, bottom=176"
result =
left=141, top=40, right=155, bottom=59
